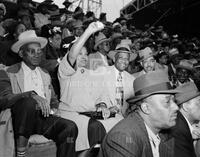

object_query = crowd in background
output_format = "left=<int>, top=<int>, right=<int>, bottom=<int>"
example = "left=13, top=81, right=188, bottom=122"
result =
left=1, top=0, right=200, bottom=156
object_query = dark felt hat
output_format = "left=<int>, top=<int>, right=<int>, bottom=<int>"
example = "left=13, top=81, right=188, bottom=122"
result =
left=127, top=70, right=180, bottom=104
left=175, top=82, right=200, bottom=105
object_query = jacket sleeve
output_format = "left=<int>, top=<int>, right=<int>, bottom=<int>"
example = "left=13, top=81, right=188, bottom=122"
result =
left=98, top=132, right=139, bottom=157
left=0, top=70, right=32, bottom=111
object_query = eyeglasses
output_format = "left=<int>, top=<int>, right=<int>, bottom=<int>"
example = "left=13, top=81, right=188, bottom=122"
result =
left=26, top=48, right=43, bottom=57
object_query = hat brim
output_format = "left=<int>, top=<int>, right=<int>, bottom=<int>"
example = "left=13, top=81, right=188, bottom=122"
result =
left=94, top=38, right=110, bottom=50
left=176, top=91, right=200, bottom=105
left=11, top=37, right=48, bottom=53
left=108, top=50, right=137, bottom=62
left=127, top=89, right=181, bottom=104
left=176, top=65, right=194, bottom=71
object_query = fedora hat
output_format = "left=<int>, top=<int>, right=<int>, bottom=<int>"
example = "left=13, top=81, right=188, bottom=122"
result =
left=127, top=70, right=180, bottom=104
left=11, top=30, right=47, bottom=53
left=138, top=47, right=154, bottom=62
left=108, top=39, right=137, bottom=62
left=94, top=32, right=110, bottom=50
left=175, top=82, right=200, bottom=105
left=176, top=59, right=194, bottom=71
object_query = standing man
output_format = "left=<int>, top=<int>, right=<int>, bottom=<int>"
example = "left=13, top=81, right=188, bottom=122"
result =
left=88, top=32, right=111, bottom=70
left=172, top=82, right=200, bottom=157
left=98, top=70, right=180, bottom=157
left=0, top=30, right=78, bottom=157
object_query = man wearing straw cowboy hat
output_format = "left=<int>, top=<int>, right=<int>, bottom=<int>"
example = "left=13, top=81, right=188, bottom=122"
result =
left=172, top=82, right=200, bottom=157
left=88, top=32, right=111, bottom=70
left=98, top=70, right=180, bottom=157
left=0, top=30, right=78, bottom=157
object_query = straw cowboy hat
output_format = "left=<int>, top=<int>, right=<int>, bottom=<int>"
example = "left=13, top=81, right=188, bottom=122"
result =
left=94, top=32, right=110, bottom=50
left=11, top=30, right=47, bottom=53
left=176, top=59, right=194, bottom=71
left=138, top=47, right=154, bottom=62
left=108, top=39, right=137, bottom=62
left=175, top=82, right=200, bottom=105
left=127, top=70, right=180, bottom=104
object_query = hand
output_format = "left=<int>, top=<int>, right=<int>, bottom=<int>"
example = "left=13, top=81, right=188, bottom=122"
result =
left=109, top=106, right=120, bottom=113
left=86, top=21, right=104, bottom=34
left=102, top=107, right=110, bottom=120
left=192, top=124, right=200, bottom=140
left=32, top=94, right=50, bottom=117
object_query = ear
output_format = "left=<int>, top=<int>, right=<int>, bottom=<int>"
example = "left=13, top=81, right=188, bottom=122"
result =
left=182, top=102, right=190, bottom=112
left=140, top=102, right=150, bottom=114
left=18, top=50, right=23, bottom=58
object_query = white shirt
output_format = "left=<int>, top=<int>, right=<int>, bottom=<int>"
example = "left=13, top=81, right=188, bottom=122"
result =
left=22, top=62, right=45, bottom=98
left=145, top=123, right=161, bottom=157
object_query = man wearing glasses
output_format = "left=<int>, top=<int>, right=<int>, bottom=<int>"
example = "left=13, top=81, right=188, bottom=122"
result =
left=0, top=30, right=78, bottom=157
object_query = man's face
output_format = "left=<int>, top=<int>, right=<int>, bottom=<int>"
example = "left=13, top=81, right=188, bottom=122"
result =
left=146, top=94, right=178, bottom=129
left=115, top=52, right=130, bottom=72
left=187, top=96, right=200, bottom=122
left=22, top=43, right=43, bottom=67
left=176, top=68, right=190, bottom=84
left=142, top=57, right=156, bottom=72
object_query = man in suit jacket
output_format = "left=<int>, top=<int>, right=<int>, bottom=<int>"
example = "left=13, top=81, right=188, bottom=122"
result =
left=172, top=82, right=200, bottom=157
left=98, top=70, right=180, bottom=157
left=0, top=30, right=78, bottom=157
left=105, top=40, right=135, bottom=116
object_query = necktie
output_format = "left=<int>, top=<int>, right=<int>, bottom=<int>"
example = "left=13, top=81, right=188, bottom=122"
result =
left=116, top=72, right=124, bottom=110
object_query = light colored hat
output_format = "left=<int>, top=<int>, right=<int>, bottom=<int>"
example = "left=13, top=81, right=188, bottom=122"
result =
left=175, top=82, right=200, bottom=105
left=127, top=70, right=181, bottom=104
left=108, top=39, right=137, bottom=62
left=138, top=47, right=154, bottom=62
left=168, top=48, right=179, bottom=56
left=0, top=3, right=6, bottom=15
left=176, top=59, right=194, bottom=71
left=11, top=30, right=48, bottom=53
left=94, top=32, right=110, bottom=50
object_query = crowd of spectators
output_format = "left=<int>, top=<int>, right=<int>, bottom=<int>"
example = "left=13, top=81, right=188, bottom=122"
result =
left=1, top=0, right=200, bottom=157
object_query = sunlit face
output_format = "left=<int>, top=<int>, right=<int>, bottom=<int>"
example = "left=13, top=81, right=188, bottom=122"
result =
left=50, top=34, right=62, bottom=49
left=76, top=47, right=88, bottom=68
left=142, top=56, right=156, bottom=72
left=15, top=23, right=26, bottom=38
left=176, top=68, right=190, bottom=84
left=115, top=52, right=130, bottom=72
left=187, top=96, right=200, bottom=122
left=146, top=94, right=178, bottom=129
left=21, top=43, right=43, bottom=68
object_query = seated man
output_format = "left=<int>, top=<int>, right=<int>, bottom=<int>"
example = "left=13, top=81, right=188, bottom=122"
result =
left=172, top=82, right=200, bottom=157
left=98, top=70, right=180, bottom=157
left=133, top=47, right=161, bottom=78
left=175, top=59, right=194, bottom=87
left=58, top=22, right=123, bottom=154
left=0, top=30, right=78, bottom=157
